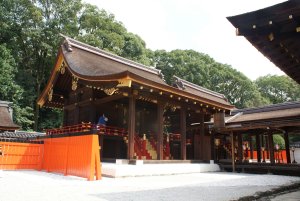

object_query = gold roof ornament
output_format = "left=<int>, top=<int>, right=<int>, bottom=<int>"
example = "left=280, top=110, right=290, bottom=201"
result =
left=72, top=75, right=79, bottom=91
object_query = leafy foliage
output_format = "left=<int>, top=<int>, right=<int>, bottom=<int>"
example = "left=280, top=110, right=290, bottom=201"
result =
left=255, top=75, right=300, bottom=104
left=0, top=0, right=299, bottom=131
left=0, top=44, right=34, bottom=129
left=150, top=49, right=270, bottom=108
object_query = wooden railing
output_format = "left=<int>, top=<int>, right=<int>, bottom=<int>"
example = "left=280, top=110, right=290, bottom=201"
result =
left=46, top=123, right=128, bottom=137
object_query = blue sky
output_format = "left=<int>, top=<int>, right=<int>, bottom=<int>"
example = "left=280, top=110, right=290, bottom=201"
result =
left=84, top=0, right=286, bottom=80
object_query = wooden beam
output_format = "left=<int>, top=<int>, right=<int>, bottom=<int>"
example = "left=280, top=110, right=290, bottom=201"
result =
left=180, top=107, right=187, bottom=160
left=127, top=95, right=136, bottom=160
left=94, top=93, right=125, bottom=105
left=284, top=130, right=291, bottom=164
left=157, top=102, right=164, bottom=160
left=256, top=134, right=261, bottom=163
left=268, top=133, right=275, bottom=164
left=199, top=113, right=205, bottom=159
left=237, top=133, right=243, bottom=162
left=231, top=132, right=235, bottom=172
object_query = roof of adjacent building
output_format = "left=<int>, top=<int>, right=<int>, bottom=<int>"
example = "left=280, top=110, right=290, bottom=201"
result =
left=227, top=101, right=300, bottom=123
left=38, top=36, right=234, bottom=110
left=0, top=101, right=20, bottom=130
left=227, top=0, right=300, bottom=84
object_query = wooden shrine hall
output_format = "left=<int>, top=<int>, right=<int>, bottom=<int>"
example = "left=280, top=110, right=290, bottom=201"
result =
left=217, top=0, right=300, bottom=174
left=37, top=36, right=234, bottom=161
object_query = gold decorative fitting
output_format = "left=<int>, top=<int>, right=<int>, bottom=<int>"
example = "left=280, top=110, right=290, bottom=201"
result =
left=268, top=32, right=274, bottom=41
left=72, top=76, right=79, bottom=91
left=252, top=25, right=256, bottom=29
left=139, top=86, right=143, bottom=90
left=150, top=89, right=153, bottom=92
left=200, top=103, right=203, bottom=106
left=104, top=88, right=118, bottom=96
left=117, top=79, right=132, bottom=88
left=178, top=97, right=181, bottom=100
left=170, top=94, right=173, bottom=98
left=289, top=15, right=293, bottom=19
left=159, top=91, right=163, bottom=95
left=185, top=99, right=188, bottom=102
left=59, top=61, right=66, bottom=74
left=296, top=27, right=300, bottom=32
left=123, top=92, right=129, bottom=97
left=193, top=102, right=196, bottom=104
left=269, top=21, right=272, bottom=25
left=48, top=87, right=53, bottom=102
left=133, top=90, right=139, bottom=96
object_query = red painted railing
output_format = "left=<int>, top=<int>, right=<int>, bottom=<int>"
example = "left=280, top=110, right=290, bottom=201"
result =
left=46, top=123, right=128, bottom=137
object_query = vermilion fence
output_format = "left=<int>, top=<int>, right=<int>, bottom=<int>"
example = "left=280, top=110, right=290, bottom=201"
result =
left=0, top=134, right=101, bottom=181
left=42, top=134, right=101, bottom=180
left=247, top=150, right=288, bottom=163
left=0, top=141, right=43, bottom=170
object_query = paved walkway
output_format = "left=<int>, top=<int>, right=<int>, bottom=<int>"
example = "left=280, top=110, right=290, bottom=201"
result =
left=0, top=170, right=299, bottom=201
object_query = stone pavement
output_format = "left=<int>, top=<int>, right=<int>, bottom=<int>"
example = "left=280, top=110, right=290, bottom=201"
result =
left=0, top=170, right=299, bottom=201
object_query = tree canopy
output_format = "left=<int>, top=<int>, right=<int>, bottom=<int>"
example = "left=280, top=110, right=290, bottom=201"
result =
left=0, top=0, right=299, bottom=131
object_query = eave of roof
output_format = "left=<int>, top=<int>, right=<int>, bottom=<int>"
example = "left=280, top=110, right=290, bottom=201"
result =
left=227, top=0, right=300, bottom=84
left=38, top=36, right=234, bottom=110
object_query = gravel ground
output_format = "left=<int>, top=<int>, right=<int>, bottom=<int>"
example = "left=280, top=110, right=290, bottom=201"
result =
left=0, top=170, right=299, bottom=201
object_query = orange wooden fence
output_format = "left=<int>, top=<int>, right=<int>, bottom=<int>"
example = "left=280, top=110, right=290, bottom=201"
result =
left=0, top=134, right=101, bottom=181
left=0, top=141, right=43, bottom=170
left=42, top=134, right=101, bottom=180
left=247, top=150, right=288, bottom=163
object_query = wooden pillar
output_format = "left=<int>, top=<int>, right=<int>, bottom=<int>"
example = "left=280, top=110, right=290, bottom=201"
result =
left=265, top=135, right=269, bottom=159
left=249, top=135, right=253, bottom=160
left=268, top=133, right=275, bottom=164
left=284, top=130, right=291, bottom=164
left=210, top=131, right=215, bottom=161
left=199, top=113, right=205, bottom=159
left=157, top=103, right=164, bottom=160
left=74, top=91, right=80, bottom=124
left=256, top=134, right=261, bottom=163
left=127, top=96, right=136, bottom=160
left=231, top=132, right=235, bottom=172
left=237, top=133, right=243, bottom=162
left=180, top=107, right=186, bottom=160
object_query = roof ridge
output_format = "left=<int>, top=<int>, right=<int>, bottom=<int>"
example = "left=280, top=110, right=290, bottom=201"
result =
left=61, top=35, right=163, bottom=77
left=173, top=76, right=227, bottom=100
left=232, top=101, right=300, bottom=115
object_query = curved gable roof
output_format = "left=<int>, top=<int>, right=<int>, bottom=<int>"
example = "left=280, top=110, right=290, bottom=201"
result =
left=62, top=37, right=167, bottom=85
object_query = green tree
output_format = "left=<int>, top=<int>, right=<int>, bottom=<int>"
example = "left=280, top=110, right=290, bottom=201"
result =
left=255, top=75, right=300, bottom=104
left=150, top=49, right=269, bottom=108
left=0, top=44, right=33, bottom=129
left=273, top=134, right=285, bottom=149
left=1, top=0, right=150, bottom=131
